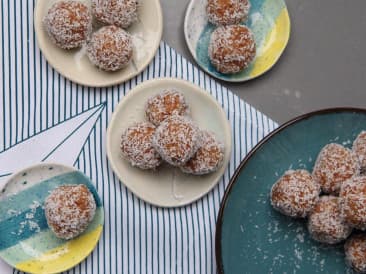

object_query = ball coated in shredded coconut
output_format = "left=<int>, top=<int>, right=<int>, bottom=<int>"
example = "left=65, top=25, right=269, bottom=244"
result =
left=120, top=122, right=162, bottom=169
left=45, top=184, right=96, bottom=240
left=208, top=25, right=256, bottom=74
left=345, top=234, right=366, bottom=274
left=206, top=0, right=250, bottom=26
left=340, top=176, right=366, bottom=230
left=145, top=89, right=190, bottom=126
left=270, top=169, right=320, bottom=218
left=87, top=25, right=133, bottom=71
left=92, top=0, right=138, bottom=29
left=353, top=131, right=366, bottom=172
left=152, top=115, right=201, bottom=167
left=43, top=1, right=92, bottom=49
left=307, top=195, right=352, bottom=245
left=312, top=143, right=360, bottom=195
left=180, top=130, right=224, bottom=175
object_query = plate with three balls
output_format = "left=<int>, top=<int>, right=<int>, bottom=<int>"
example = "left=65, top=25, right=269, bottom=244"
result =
left=34, top=0, right=163, bottom=87
left=0, top=163, right=104, bottom=274
left=106, top=78, right=232, bottom=207
left=184, top=0, right=291, bottom=82
left=216, top=108, right=366, bottom=274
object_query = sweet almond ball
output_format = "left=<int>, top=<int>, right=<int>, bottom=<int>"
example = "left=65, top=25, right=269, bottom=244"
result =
left=152, top=115, right=201, bottom=167
left=145, top=89, right=189, bottom=126
left=307, top=196, right=352, bottom=244
left=120, top=122, right=162, bottom=169
left=45, top=184, right=96, bottom=240
left=43, top=1, right=92, bottom=49
left=312, top=143, right=360, bottom=195
left=340, top=176, right=366, bottom=230
left=206, top=0, right=250, bottom=26
left=208, top=25, right=256, bottom=74
left=92, top=0, right=138, bottom=29
left=270, top=169, right=320, bottom=218
left=345, top=234, right=366, bottom=274
left=87, top=25, right=133, bottom=71
left=353, top=131, right=366, bottom=171
left=180, top=130, right=225, bottom=175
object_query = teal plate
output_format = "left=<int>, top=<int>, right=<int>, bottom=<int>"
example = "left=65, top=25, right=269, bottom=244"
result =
left=216, top=108, right=366, bottom=274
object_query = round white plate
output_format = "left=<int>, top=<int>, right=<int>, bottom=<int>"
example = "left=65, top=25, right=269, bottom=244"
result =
left=34, top=0, right=163, bottom=87
left=106, top=78, right=232, bottom=207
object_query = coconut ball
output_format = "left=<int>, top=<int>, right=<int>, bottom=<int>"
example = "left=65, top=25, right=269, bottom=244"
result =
left=340, top=176, right=366, bottom=230
left=270, top=169, right=320, bottom=218
left=92, top=0, right=138, bottom=29
left=307, top=195, right=352, bottom=244
left=206, top=0, right=250, bottom=26
left=43, top=1, right=92, bottom=49
left=120, top=122, right=162, bottom=169
left=87, top=25, right=133, bottom=71
left=180, top=130, right=225, bottom=175
left=208, top=25, right=256, bottom=74
left=345, top=234, right=366, bottom=274
left=145, top=89, right=189, bottom=126
left=44, top=184, right=96, bottom=240
left=152, top=115, right=201, bottom=167
left=312, top=143, right=360, bottom=195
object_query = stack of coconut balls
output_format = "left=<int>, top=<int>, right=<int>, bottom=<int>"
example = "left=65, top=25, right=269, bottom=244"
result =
left=206, top=0, right=256, bottom=74
left=43, top=0, right=138, bottom=71
left=120, top=89, right=225, bottom=176
left=270, top=131, right=366, bottom=273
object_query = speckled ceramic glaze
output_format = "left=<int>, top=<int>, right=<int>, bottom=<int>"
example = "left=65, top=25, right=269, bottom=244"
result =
left=184, top=0, right=290, bottom=82
left=0, top=163, right=104, bottom=274
left=106, top=78, right=232, bottom=207
left=34, top=0, right=163, bottom=87
left=216, top=108, right=366, bottom=273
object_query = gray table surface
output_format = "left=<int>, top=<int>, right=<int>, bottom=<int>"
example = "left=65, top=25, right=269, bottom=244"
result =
left=160, top=0, right=366, bottom=124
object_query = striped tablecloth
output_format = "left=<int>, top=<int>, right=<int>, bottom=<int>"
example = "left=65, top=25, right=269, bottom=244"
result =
left=0, top=1, right=277, bottom=273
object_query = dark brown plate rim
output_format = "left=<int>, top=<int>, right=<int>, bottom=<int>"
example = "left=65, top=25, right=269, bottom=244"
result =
left=215, top=107, right=366, bottom=274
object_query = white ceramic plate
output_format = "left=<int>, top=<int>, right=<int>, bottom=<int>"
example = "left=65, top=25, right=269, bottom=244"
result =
left=0, top=163, right=104, bottom=274
left=184, top=0, right=290, bottom=82
left=34, top=0, right=163, bottom=87
left=106, top=78, right=232, bottom=207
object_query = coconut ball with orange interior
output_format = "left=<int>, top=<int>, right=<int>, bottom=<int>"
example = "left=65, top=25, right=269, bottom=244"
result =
left=345, top=234, right=366, bottom=274
left=180, top=130, right=224, bottom=175
left=44, top=184, right=96, bottom=240
left=43, top=0, right=92, bottom=49
left=307, top=195, right=352, bottom=245
left=152, top=115, right=202, bottom=167
left=340, top=176, right=366, bottom=231
left=353, top=131, right=366, bottom=172
left=87, top=25, right=133, bottom=71
left=312, top=143, right=360, bottom=195
left=145, top=89, right=190, bottom=126
left=270, top=169, right=320, bottom=218
left=206, top=0, right=251, bottom=26
left=92, top=0, right=138, bottom=29
left=120, top=122, right=162, bottom=169
left=208, top=25, right=256, bottom=74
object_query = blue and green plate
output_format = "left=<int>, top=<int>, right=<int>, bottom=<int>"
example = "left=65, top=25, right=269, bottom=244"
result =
left=184, top=0, right=290, bottom=82
left=216, top=108, right=366, bottom=273
left=0, top=163, right=104, bottom=274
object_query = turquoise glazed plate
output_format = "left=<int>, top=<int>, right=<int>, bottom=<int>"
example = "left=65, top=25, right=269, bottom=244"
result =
left=0, top=163, right=104, bottom=274
left=216, top=108, right=366, bottom=273
left=184, top=0, right=290, bottom=82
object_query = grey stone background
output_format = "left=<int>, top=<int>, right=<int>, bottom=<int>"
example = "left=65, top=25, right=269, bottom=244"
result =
left=160, top=0, right=366, bottom=124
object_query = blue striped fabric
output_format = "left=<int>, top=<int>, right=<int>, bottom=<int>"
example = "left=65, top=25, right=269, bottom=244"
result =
left=0, top=1, right=278, bottom=273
